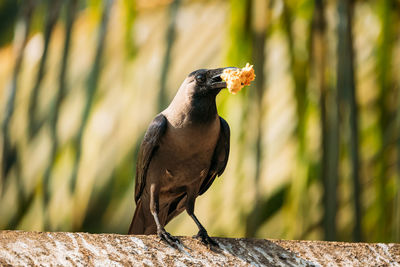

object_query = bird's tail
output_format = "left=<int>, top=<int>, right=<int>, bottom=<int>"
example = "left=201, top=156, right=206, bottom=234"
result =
left=128, top=199, right=156, bottom=235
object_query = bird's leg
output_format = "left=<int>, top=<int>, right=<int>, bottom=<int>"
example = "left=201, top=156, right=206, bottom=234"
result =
left=186, top=194, right=218, bottom=247
left=190, top=213, right=218, bottom=247
left=149, top=184, right=180, bottom=247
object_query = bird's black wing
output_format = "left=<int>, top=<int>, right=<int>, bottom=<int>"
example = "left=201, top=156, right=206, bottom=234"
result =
left=198, top=117, right=230, bottom=195
left=135, top=113, right=168, bottom=203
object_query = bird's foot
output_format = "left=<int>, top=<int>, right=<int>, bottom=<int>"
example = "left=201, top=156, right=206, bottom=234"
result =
left=158, top=229, right=180, bottom=248
left=194, top=228, right=218, bottom=247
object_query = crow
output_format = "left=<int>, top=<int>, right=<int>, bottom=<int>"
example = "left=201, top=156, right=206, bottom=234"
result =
left=128, top=67, right=236, bottom=247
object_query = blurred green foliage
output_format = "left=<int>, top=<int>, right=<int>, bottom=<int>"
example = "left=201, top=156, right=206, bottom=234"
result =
left=0, top=0, right=18, bottom=46
left=0, top=0, right=399, bottom=243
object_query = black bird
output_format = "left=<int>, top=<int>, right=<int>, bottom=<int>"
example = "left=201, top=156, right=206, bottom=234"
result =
left=128, top=67, right=236, bottom=247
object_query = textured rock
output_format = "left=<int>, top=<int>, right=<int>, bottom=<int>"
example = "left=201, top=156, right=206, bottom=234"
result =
left=0, top=231, right=399, bottom=266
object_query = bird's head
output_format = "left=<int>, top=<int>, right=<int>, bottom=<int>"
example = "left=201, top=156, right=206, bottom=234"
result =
left=184, top=67, right=239, bottom=98
left=166, top=67, right=240, bottom=124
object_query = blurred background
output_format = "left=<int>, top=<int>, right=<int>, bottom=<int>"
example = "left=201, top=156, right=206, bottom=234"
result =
left=0, top=0, right=399, bottom=243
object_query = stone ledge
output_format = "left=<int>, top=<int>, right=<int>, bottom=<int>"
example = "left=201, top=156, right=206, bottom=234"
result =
left=0, top=231, right=399, bottom=266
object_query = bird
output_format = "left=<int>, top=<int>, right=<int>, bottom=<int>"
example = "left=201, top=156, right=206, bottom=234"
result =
left=127, top=67, right=236, bottom=247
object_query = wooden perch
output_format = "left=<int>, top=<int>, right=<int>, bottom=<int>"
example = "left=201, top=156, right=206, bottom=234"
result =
left=0, top=231, right=399, bottom=266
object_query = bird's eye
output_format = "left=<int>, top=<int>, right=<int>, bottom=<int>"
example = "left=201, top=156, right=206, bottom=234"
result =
left=195, top=74, right=206, bottom=84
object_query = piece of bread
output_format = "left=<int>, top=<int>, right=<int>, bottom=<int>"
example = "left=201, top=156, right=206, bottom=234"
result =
left=221, top=63, right=255, bottom=94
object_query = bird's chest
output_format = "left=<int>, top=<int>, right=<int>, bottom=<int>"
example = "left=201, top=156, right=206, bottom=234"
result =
left=156, top=120, right=220, bottom=185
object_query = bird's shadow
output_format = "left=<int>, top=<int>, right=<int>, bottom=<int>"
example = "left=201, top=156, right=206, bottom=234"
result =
left=142, top=235, right=318, bottom=266
left=210, top=237, right=318, bottom=266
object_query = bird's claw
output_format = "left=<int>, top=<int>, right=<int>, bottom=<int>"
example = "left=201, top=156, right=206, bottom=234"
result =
left=194, top=229, right=218, bottom=247
left=158, top=229, right=180, bottom=248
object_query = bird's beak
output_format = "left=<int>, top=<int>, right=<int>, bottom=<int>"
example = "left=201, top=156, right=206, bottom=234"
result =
left=208, top=67, right=240, bottom=90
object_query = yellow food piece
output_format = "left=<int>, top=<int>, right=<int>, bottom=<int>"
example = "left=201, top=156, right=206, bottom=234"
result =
left=221, top=63, right=255, bottom=94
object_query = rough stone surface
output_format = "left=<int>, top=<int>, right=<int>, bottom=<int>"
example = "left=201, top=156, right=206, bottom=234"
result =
left=0, top=231, right=399, bottom=266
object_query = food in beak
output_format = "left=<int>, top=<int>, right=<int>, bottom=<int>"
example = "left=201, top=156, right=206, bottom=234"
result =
left=221, top=63, right=255, bottom=94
